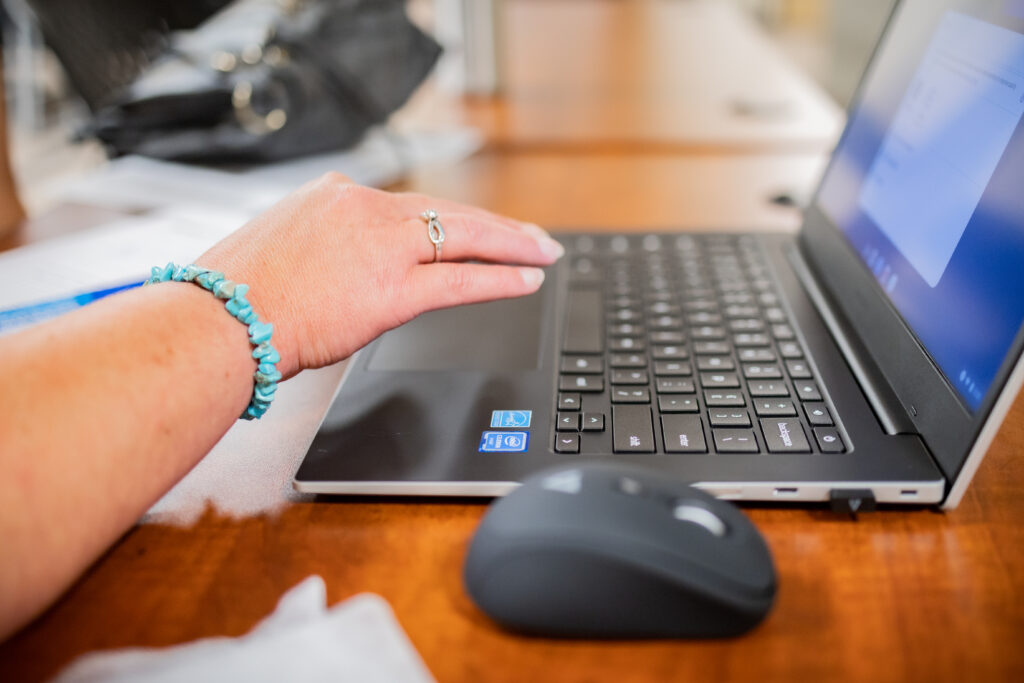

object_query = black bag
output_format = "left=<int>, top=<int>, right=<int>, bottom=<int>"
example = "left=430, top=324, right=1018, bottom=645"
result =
left=88, top=0, right=442, bottom=162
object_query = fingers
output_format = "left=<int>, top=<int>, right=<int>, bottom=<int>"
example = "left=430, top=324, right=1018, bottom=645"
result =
left=400, top=192, right=545, bottom=236
left=403, top=263, right=546, bottom=315
left=413, top=212, right=564, bottom=266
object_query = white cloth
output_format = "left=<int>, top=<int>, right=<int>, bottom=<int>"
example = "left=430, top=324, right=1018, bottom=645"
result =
left=53, top=577, right=435, bottom=683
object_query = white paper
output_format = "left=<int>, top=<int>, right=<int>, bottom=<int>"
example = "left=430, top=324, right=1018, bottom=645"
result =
left=51, top=127, right=483, bottom=214
left=54, top=576, right=436, bottom=683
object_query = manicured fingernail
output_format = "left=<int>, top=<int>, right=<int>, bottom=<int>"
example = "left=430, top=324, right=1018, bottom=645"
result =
left=538, top=237, right=565, bottom=260
left=521, top=222, right=550, bottom=239
left=520, top=267, right=545, bottom=288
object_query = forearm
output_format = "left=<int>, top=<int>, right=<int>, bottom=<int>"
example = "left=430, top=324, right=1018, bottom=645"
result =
left=0, top=282, right=255, bottom=637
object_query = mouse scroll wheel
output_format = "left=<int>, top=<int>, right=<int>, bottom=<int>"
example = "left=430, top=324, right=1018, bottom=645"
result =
left=673, top=503, right=728, bottom=537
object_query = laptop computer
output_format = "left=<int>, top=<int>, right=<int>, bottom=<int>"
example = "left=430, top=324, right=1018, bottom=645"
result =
left=295, top=0, right=1024, bottom=509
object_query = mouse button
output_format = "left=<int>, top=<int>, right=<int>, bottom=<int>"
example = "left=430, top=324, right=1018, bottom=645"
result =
left=672, top=502, right=728, bottom=537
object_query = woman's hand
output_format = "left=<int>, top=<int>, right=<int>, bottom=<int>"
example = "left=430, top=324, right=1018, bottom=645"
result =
left=198, top=172, right=564, bottom=378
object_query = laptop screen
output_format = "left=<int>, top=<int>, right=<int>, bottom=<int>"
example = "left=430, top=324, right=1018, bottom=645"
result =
left=816, top=0, right=1024, bottom=412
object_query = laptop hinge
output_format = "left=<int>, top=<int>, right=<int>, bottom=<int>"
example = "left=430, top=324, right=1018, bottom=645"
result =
left=786, top=246, right=914, bottom=436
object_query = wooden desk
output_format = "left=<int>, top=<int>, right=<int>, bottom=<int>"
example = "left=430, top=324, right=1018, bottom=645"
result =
left=2, top=152, right=1023, bottom=682
left=400, top=0, right=843, bottom=153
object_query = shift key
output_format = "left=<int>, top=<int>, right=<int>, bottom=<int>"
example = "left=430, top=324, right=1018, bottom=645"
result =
left=613, top=405, right=655, bottom=453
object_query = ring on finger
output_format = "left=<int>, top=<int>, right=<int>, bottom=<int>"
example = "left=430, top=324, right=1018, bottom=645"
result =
left=420, top=209, right=446, bottom=263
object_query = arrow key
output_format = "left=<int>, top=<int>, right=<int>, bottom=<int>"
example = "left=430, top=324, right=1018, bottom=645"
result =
left=581, top=413, right=605, bottom=432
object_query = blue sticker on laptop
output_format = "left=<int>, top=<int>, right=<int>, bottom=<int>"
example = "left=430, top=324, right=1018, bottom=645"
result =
left=479, top=431, right=530, bottom=453
left=490, top=410, right=532, bottom=428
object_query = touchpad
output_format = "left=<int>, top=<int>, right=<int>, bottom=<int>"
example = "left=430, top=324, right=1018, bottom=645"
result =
left=367, top=291, right=544, bottom=371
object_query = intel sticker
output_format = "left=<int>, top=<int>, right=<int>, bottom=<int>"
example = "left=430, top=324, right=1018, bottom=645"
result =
left=490, top=410, right=532, bottom=428
left=479, top=431, right=530, bottom=453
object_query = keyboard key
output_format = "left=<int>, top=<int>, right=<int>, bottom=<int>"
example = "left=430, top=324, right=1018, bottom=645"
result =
left=581, top=413, right=606, bottom=432
left=554, top=434, right=580, bottom=453
left=772, top=324, right=795, bottom=340
left=778, top=341, right=803, bottom=359
left=691, top=326, right=727, bottom=340
left=658, top=395, right=699, bottom=413
left=612, top=387, right=651, bottom=403
left=738, top=348, right=776, bottom=362
left=733, top=333, right=771, bottom=347
left=700, top=372, right=740, bottom=389
left=804, top=402, right=834, bottom=426
left=609, top=337, right=645, bottom=352
left=612, top=369, right=648, bottom=386
left=694, top=341, right=731, bottom=355
left=794, top=380, right=822, bottom=401
left=556, top=412, right=581, bottom=431
left=612, top=308, right=642, bottom=322
left=814, top=427, right=846, bottom=453
left=652, top=345, right=689, bottom=360
left=753, top=398, right=798, bottom=417
left=709, top=410, right=751, bottom=427
left=613, top=405, right=656, bottom=453
left=662, top=415, right=708, bottom=453
left=558, top=393, right=582, bottom=411
left=785, top=359, right=813, bottom=379
left=697, top=355, right=735, bottom=371
left=655, top=378, right=696, bottom=394
left=559, top=375, right=605, bottom=392
left=713, top=429, right=759, bottom=453
left=742, top=363, right=782, bottom=379
left=687, top=311, right=723, bottom=326
left=609, top=323, right=644, bottom=337
left=650, top=316, right=684, bottom=330
left=563, top=290, right=603, bottom=353
left=759, top=418, right=811, bottom=453
left=748, top=381, right=789, bottom=397
left=610, top=353, right=647, bottom=368
left=650, top=331, right=685, bottom=344
left=704, top=391, right=745, bottom=407
left=723, top=305, right=758, bottom=318
left=648, top=302, right=680, bottom=315
left=654, top=360, right=692, bottom=376
left=729, top=318, right=765, bottom=332
left=561, top=355, right=604, bottom=374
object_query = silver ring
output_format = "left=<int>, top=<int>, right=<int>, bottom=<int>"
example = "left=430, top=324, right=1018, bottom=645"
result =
left=420, top=209, right=446, bottom=263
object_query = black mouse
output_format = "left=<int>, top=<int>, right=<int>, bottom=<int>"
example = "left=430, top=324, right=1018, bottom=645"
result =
left=463, top=462, right=776, bottom=638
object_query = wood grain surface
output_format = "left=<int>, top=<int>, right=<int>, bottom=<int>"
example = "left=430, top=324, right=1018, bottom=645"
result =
left=398, top=0, right=843, bottom=153
left=2, top=396, right=1021, bottom=682
left=1, top=1, right=1022, bottom=680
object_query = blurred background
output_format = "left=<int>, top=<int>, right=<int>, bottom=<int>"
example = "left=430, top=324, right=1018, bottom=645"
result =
left=0, top=0, right=897, bottom=217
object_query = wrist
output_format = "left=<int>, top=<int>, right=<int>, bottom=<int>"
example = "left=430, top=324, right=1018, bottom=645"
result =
left=145, top=263, right=283, bottom=419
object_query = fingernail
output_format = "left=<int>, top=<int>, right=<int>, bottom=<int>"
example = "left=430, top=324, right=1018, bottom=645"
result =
left=520, top=267, right=545, bottom=288
left=538, top=237, right=565, bottom=260
left=521, top=223, right=550, bottom=239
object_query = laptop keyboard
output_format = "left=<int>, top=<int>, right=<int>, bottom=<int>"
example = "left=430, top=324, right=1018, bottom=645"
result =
left=553, top=234, right=846, bottom=456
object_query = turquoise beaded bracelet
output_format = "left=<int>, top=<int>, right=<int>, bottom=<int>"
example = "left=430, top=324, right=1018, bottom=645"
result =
left=145, top=263, right=281, bottom=420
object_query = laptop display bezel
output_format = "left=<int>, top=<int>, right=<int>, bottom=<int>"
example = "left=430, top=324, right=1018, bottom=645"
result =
left=796, top=0, right=1024, bottom=490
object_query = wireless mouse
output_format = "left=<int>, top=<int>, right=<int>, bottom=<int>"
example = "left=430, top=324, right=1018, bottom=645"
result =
left=463, top=462, right=777, bottom=638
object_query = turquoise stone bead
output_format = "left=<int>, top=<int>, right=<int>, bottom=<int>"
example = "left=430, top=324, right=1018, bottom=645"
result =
left=253, top=343, right=274, bottom=359
left=234, top=305, right=254, bottom=322
left=254, top=386, right=277, bottom=402
left=225, top=299, right=243, bottom=316
left=258, top=362, right=277, bottom=375
left=184, top=265, right=204, bottom=282
left=249, top=321, right=273, bottom=344
left=262, top=348, right=281, bottom=364
left=212, top=280, right=236, bottom=299
left=241, top=311, right=258, bottom=325
left=233, top=284, right=249, bottom=299
left=255, top=370, right=282, bottom=385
